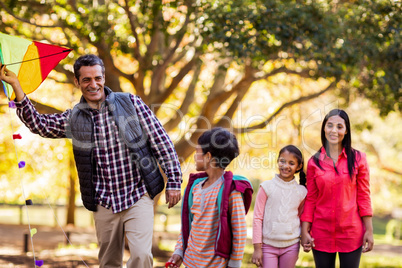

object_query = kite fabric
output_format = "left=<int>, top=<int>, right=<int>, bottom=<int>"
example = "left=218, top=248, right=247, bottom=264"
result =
left=0, top=32, right=72, bottom=99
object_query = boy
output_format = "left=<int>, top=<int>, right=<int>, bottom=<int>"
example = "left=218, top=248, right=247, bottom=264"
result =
left=167, top=127, right=253, bottom=268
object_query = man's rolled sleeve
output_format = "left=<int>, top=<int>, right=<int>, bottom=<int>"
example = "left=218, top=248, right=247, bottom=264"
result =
left=166, top=180, right=182, bottom=191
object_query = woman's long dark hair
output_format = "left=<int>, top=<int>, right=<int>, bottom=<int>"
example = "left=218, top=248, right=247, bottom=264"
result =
left=313, top=109, right=360, bottom=178
left=278, top=145, right=306, bottom=187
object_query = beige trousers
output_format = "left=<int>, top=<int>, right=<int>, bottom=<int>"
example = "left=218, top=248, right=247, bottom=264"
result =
left=93, top=194, right=154, bottom=268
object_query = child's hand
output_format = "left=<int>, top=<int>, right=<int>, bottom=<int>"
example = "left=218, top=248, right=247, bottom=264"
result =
left=301, top=222, right=314, bottom=252
left=301, top=233, right=315, bottom=252
left=166, top=254, right=182, bottom=268
left=251, top=246, right=263, bottom=267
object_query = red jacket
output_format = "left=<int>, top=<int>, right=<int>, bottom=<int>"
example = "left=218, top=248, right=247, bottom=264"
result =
left=301, top=147, right=372, bottom=252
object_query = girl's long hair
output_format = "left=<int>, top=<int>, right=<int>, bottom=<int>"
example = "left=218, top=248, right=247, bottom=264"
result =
left=313, top=109, right=360, bottom=178
left=278, top=145, right=306, bottom=186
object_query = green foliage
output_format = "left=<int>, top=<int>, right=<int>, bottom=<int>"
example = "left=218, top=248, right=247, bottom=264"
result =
left=201, top=0, right=401, bottom=115
left=0, top=0, right=399, bottom=116
left=386, top=219, right=402, bottom=241
left=349, top=101, right=402, bottom=213
left=340, top=0, right=402, bottom=116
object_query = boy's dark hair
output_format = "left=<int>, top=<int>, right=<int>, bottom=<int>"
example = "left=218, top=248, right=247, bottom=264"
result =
left=198, top=127, right=239, bottom=169
left=278, top=145, right=306, bottom=186
left=73, top=54, right=105, bottom=80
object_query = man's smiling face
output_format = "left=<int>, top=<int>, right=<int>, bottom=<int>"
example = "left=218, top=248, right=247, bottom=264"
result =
left=74, top=65, right=105, bottom=108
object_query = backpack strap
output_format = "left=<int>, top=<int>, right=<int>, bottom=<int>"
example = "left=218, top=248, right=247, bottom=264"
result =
left=217, top=173, right=254, bottom=221
left=187, top=177, right=208, bottom=229
left=215, top=171, right=255, bottom=258
left=182, top=172, right=208, bottom=252
left=232, top=175, right=254, bottom=214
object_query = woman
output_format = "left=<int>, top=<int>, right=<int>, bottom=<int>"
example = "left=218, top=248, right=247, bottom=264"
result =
left=301, top=109, right=374, bottom=268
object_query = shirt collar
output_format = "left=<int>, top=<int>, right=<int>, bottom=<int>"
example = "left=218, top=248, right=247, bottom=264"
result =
left=78, top=86, right=112, bottom=112
left=320, top=147, right=347, bottom=161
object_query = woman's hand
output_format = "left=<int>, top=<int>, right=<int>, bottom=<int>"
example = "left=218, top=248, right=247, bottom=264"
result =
left=301, top=221, right=314, bottom=252
left=301, top=233, right=315, bottom=252
left=252, top=243, right=263, bottom=267
left=362, top=216, right=374, bottom=253
left=166, top=254, right=183, bottom=268
left=362, top=229, right=374, bottom=253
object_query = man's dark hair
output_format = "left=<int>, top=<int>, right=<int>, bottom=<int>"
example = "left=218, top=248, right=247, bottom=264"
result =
left=197, top=127, right=239, bottom=169
left=73, top=54, right=105, bottom=80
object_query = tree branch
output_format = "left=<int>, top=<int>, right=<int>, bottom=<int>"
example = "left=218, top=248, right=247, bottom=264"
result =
left=53, top=65, right=75, bottom=84
left=163, top=60, right=202, bottom=132
left=163, top=1, right=193, bottom=66
left=144, top=4, right=163, bottom=64
left=234, top=81, right=337, bottom=133
left=255, top=66, right=314, bottom=81
left=150, top=8, right=192, bottom=96
left=215, top=65, right=257, bottom=127
left=123, top=0, right=143, bottom=63
left=173, top=64, right=232, bottom=160
left=95, top=41, right=123, bottom=92
left=365, top=143, right=402, bottom=176
left=152, top=55, right=199, bottom=105
left=0, top=2, right=61, bottom=28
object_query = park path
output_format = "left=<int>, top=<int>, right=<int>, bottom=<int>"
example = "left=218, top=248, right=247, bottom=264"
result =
left=0, top=224, right=401, bottom=267
left=0, top=224, right=99, bottom=267
left=0, top=224, right=172, bottom=268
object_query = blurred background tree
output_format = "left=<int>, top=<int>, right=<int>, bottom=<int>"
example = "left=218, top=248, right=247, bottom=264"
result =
left=0, top=0, right=400, bottom=226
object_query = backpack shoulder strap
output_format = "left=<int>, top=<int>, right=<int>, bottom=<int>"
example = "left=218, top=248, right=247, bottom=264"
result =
left=231, top=175, right=254, bottom=214
left=182, top=172, right=208, bottom=251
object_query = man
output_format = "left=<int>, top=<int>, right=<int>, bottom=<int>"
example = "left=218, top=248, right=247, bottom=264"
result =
left=0, top=54, right=182, bottom=268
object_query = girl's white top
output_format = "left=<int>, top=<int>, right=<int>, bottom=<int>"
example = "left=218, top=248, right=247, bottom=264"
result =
left=260, top=174, right=307, bottom=247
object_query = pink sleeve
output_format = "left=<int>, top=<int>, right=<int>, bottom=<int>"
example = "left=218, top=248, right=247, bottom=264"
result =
left=252, top=186, right=267, bottom=244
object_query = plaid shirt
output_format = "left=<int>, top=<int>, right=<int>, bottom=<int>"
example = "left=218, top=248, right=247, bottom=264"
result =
left=15, top=93, right=182, bottom=213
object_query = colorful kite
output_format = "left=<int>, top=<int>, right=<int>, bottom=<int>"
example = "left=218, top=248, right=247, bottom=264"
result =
left=0, top=32, right=72, bottom=99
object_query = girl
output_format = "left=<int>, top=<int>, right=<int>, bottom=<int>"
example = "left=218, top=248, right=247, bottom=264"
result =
left=252, top=145, right=307, bottom=268
left=167, top=127, right=253, bottom=268
left=301, top=109, right=373, bottom=268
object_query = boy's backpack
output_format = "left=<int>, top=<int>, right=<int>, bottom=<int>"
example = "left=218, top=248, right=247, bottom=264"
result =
left=181, top=171, right=253, bottom=258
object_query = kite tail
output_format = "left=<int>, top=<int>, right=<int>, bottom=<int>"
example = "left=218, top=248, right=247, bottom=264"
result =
left=6, top=100, right=91, bottom=267
left=7, top=100, right=38, bottom=266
